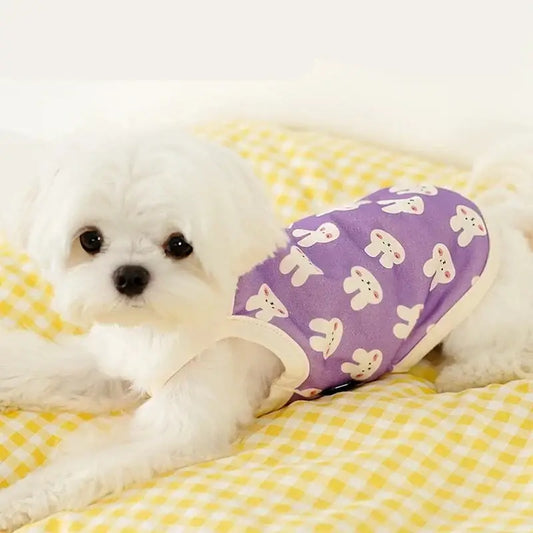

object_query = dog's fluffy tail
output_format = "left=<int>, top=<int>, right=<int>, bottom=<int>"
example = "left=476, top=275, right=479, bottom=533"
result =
left=469, top=135, right=533, bottom=203
left=469, top=137, right=533, bottom=379
left=468, top=136, right=533, bottom=240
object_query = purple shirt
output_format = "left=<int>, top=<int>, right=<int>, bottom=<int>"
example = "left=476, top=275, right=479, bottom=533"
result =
left=229, top=186, right=499, bottom=413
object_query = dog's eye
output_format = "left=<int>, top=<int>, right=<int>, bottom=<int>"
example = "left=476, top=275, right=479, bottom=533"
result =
left=163, top=233, right=193, bottom=259
left=79, top=228, right=104, bottom=255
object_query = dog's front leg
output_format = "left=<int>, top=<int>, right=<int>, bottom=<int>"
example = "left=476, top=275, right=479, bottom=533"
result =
left=0, top=338, right=281, bottom=531
left=0, top=328, right=142, bottom=413
left=0, top=393, right=220, bottom=531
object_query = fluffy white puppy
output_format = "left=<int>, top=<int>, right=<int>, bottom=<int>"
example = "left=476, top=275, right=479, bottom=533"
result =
left=0, top=128, right=531, bottom=530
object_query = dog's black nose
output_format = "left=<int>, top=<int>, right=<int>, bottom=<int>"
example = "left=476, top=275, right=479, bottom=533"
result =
left=113, top=265, right=150, bottom=297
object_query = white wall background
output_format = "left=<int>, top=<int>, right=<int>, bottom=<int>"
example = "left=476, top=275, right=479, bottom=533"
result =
left=1, top=0, right=532, bottom=165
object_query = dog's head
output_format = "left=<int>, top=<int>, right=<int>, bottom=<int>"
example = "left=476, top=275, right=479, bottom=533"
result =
left=6, top=128, right=286, bottom=329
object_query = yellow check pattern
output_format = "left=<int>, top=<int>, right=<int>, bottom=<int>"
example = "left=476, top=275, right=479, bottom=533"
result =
left=1, top=121, right=532, bottom=532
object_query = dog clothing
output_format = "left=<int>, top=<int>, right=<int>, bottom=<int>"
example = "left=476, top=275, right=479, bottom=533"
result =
left=228, top=185, right=500, bottom=414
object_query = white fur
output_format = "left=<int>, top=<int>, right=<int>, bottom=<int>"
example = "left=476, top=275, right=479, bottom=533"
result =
left=0, top=129, right=532, bottom=530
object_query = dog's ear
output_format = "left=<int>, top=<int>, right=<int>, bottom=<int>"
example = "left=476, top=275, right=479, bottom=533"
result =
left=182, top=138, right=287, bottom=287
left=0, top=134, right=70, bottom=279
left=0, top=133, right=47, bottom=249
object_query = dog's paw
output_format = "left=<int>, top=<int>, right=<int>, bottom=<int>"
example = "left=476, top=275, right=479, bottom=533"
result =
left=0, top=462, right=96, bottom=530
left=0, top=481, right=49, bottom=531
left=0, top=512, right=27, bottom=532
left=0, top=400, right=16, bottom=414
left=0, top=498, right=32, bottom=532
left=434, top=363, right=472, bottom=392
left=435, top=361, right=503, bottom=393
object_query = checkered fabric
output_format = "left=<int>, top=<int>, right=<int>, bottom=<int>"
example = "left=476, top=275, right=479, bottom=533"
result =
left=0, top=242, right=81, bottom=340
left=1, top=121, right=532, bottom=532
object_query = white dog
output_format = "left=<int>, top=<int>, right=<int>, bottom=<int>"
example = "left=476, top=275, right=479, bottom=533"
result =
left=0, top=128, right=532, bottom=530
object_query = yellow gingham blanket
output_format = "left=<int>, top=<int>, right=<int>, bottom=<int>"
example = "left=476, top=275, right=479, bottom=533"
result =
left=1, top=121, right=532, bottom=532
